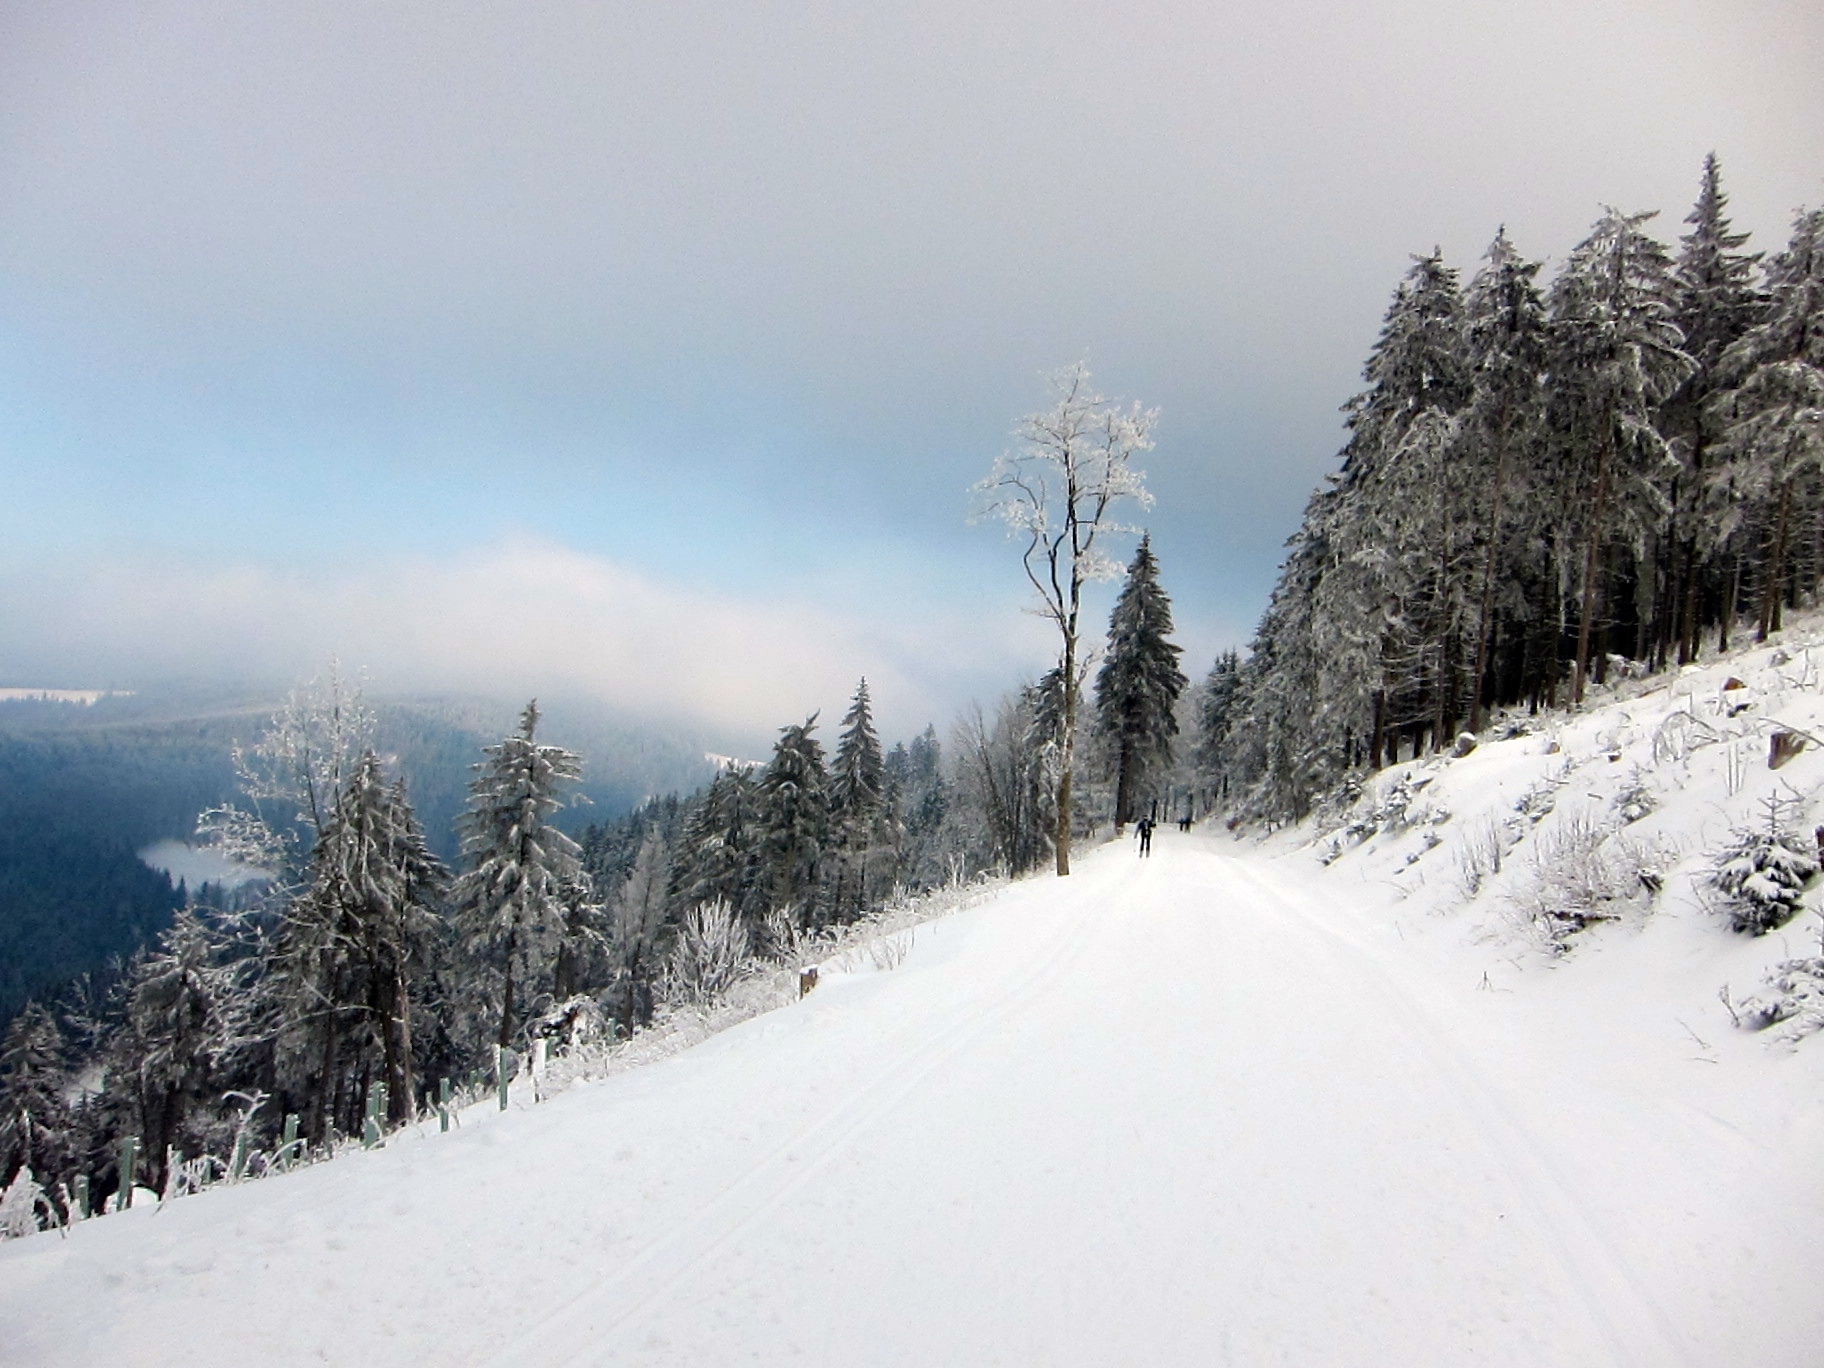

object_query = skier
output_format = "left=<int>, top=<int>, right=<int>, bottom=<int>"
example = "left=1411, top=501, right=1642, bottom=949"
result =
left=1136, top=815, right=1154, bottom=857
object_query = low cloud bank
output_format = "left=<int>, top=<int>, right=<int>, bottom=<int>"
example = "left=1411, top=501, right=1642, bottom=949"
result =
left=0, top=538, right=1048, bottom=744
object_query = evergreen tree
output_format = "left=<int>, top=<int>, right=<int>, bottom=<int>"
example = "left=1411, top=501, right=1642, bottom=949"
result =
left=1547, top=208, right=1693, bottom=701
left=887, top=726, right=952, bottom=888
left=0, top=1003, right=74, bottom=1191
left=1316, top=251, right=1469, bottom=766
left=828, top=680, right=895, bottom=918
left=1711, top=206, right=1824, bottom=640
left=1460, top=229, right=1549, bottom=728
left=755, top=717, right=830, bottom=923
left=829, top=680, right=886, bottom=821
left=273, top=752, right=445, bottom=1136
left=1194, top=648, right=1242, bottom=803
left=113, top=909, right=245, bottom=1190
left=1664, top=155, right=1763, bottom=662
left=672, top=767, right=760, bottom=916
left=1094, top=536, right=1188, bottom=827
left=452, top=702, right=586, bottom=1050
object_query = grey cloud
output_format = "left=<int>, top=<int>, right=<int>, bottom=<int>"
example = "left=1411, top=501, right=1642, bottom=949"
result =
left=1, top=0, right=1820, bottom=716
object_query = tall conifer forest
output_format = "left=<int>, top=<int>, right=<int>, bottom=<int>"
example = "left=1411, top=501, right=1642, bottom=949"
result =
left=1203, top=160, right=1824, bottom=822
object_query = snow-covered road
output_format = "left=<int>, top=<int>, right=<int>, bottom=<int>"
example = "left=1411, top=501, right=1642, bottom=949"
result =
left=3, top=832, right=1816, bottom=1366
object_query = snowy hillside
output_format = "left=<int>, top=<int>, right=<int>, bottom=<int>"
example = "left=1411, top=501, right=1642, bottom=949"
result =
left=5, top=631, right=1824, bottom=1366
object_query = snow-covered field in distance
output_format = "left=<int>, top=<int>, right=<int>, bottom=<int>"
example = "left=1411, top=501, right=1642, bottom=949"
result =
left=136, top=840, right=268, bottom=892
left=7, top=624, right=1824, bottom=1365
left=0, top=689, right=132, bottom=705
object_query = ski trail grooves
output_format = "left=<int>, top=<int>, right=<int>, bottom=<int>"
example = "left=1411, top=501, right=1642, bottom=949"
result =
left=9, top=834, right=1790, bottom=1368
left=492, top=865, right=1121, bottom=1368
left=493, top=837, right=1669, bottom=1366
left=1219, top=851, right=1695, bottom=1368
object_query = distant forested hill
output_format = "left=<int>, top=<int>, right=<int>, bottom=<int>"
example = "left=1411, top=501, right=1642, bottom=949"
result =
left=0, top=687, right=715, bottom=1024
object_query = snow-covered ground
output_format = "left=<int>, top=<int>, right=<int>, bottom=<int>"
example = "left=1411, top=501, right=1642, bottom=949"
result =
left=7, top=635, right=1824, bottom=1366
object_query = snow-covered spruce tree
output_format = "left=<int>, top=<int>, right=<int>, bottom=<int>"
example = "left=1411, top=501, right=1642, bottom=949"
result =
left=672, top=766, right=760, bottom=917
left=452, top=702, right=586, bottom=1051
left=755, top=716, right=830, bottom=924
left=0, top=1166, right=58, bottom=1238
left=0, top=1003, right=74, bottom=1193
left=1709, top=206, right=1824, bottom=642
left=885, top=725, right=952, bottom=890
left=1225, top=500, right=1330, bottom=821
left=1315, top=250, right=1471, bottom=767
left=110, top=908, right=248, bottom=1192
left=1460, top=229, right=1549, bottom=729
left=1193, top=648, right=1241, bottom=810
left=1094, top=536, right=1188, bottom=829
left=827, top=679, right=897, bottom=919
left=1662, top=155, right=1763, bottom=664
left=605, top=828, right=671, bottom=1034
left=973, top=362, right=1156, bottom=876
left=1547, top=208, right=1693, bottom=702
left=1709, top=796, right=1819, bottom=934
left=273, top=752, right=446, bottom=1136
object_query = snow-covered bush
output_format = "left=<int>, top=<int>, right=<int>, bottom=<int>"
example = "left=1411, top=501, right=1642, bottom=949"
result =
left=1707, top=798, right=1818, bottom=934
left=755, top=902, right=806, bottom=963
left=836, top=928, right=914, bottom=973
left=1455, top=815, right=1509, bottom=897
left=1730, top=957, right=1824, bottom=1041
left=1612, top=769, right=1656, bottom=824
left=663, top=899, right=752, bottom=1006
left=1324, top=772, right=1430, bottom=859
left=539, top=874, right=1007, bottom=1102
left=1514, top=765, right=1570, bottom=825
left=0, top=1168, right=56, bottom=1239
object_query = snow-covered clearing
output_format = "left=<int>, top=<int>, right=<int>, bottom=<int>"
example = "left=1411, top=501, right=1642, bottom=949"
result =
left=7, top=762, right=1822, bottom=1366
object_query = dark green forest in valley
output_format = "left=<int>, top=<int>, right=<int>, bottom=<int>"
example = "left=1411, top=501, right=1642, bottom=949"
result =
left=0, top=690, right=713, bottom=1024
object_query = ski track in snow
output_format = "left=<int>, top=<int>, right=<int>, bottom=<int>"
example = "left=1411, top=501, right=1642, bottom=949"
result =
left=492, top=873, right=1114, bottom=1368
left=3, top=832, right=1819, bottom=1366
left=1221, top=857, right=1692, bottom=1368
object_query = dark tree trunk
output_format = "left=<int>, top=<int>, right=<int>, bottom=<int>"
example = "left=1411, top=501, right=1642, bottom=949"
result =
left=1572, top=427, right=1615, bottom=705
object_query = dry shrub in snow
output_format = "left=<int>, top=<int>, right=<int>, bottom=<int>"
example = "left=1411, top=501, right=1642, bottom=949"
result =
left=1455, top=815, right=1510, bottom=898
left=664, top=899, right=751, bottom=1006
left=1508, top=810, right=1667, bottom=951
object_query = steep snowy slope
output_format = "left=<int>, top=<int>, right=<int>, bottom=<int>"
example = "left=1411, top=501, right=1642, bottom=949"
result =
left=4, top=785, right=1821, bottom=1365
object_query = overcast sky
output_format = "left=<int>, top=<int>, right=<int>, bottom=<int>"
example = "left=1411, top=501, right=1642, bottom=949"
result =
left=2, top=0, right=1821, bottom=749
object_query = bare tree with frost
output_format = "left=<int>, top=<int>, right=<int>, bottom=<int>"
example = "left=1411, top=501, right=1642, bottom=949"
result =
left=196, top=661, right=377, bottom=888
left=973, top=362, right=1156, bottom=875
left=606, top=829, right=671, bottom=1033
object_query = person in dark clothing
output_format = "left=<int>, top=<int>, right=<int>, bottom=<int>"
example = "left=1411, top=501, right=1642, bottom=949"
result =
left=1136, top=816, right=1154, bottom=856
